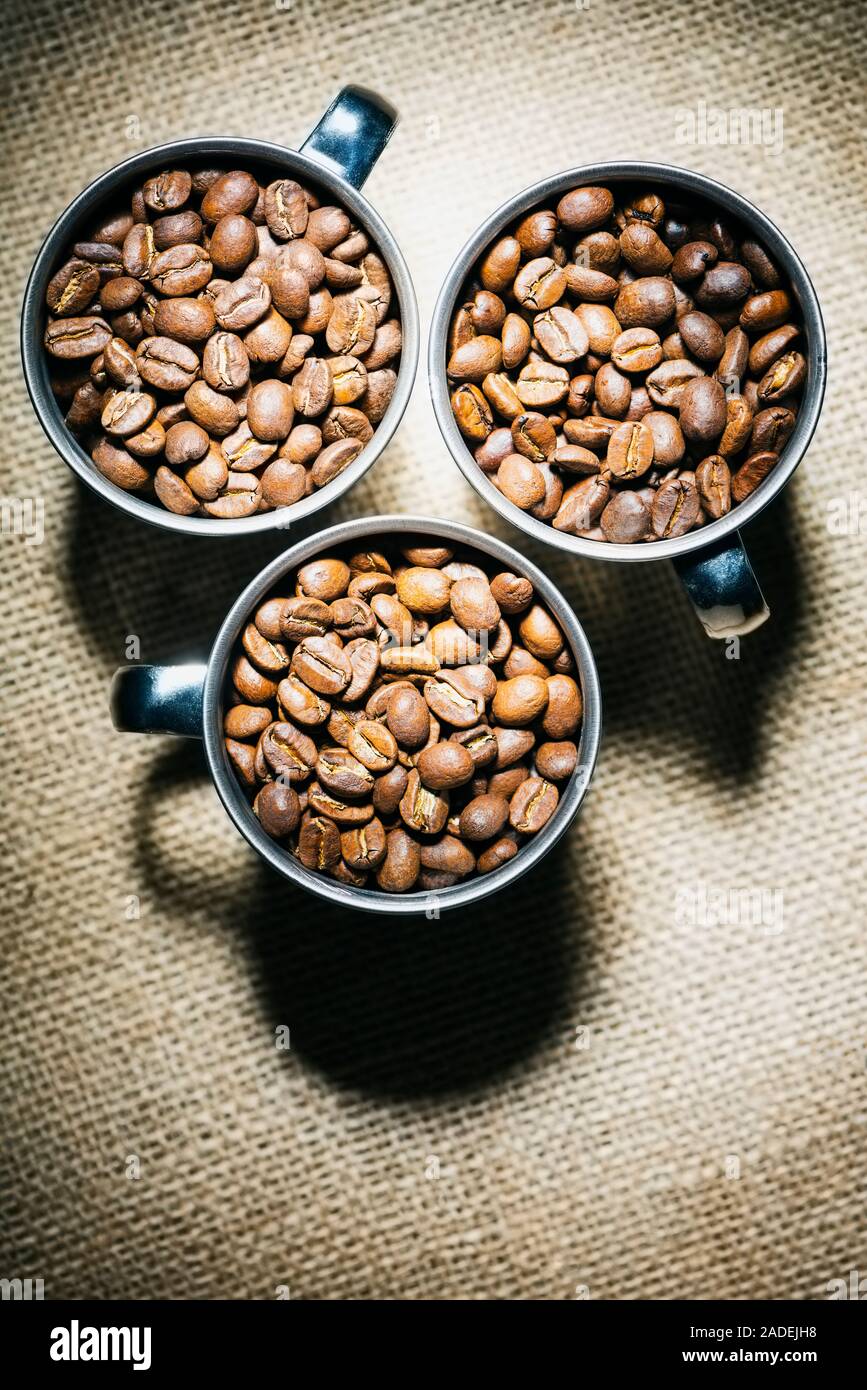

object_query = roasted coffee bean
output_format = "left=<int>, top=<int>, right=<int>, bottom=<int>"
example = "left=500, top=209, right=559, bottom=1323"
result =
left=254, top=781, right=301, bottom=837
left=459, top=793, right=510, bottom=842
left=497, top=455, right=546, bottom=509
left=348, top=720, right=398, bottom=773
left=557, top=186, right=614, bottom=231
left=306, top=782, right=373, bottom=826
left=277, top=674, right=330, bottom=726
left=645, top=358, right=704, bottom=409
left=43, top=159, right=401, bottom=519
left=614, top=276, right=675, bottom=328
left=381, top=644, right=441, bottom=676
left=518, top=605, right=564, bottom=661
left=416, top=741, right=475, bottom=791
left=341, top=818, right=387, bottom=871
left=678, top=310, right=725, bottom=363
left=535, top=740, right=578, bottom=781
left=424, top=678, right=483, bottom=729
left=671, top=240, right=718, bottom=282
left=695, top=455, right=732, bottom=519
left=100, top=275, right=144, bottom=313
left=66, top=379, right=106, bottom=431
left=493, top=727, right=535, bottom=770
left=261, top=722, right=317, bottom=782
left=149, top=243, right=212, bottom=296
left=45, top=316, right=111, bottom=360
left=224, top=703, right=272, bottom=740
left=153, top=464, right=199, bottom=514
left=452, top=384, right=493, bottom=441
left=731, top=450, right=779, bottom=503
left=600, top=490, right=650, bottom=543
left=756, top=351, right=806, bottom=404
left=291, top=636, right=352, bottom=695
left=185, top=442, right=229, bottom=500
left=694, top=261, right=751, bottom=309
left=226, top=737, right=257, bottom=790
left=372, top=764, right=409, bottom=817
left=553, top=475, right=610, bottom=532
left=751, top=406, right=795, bottom=454
left=477, top=837, right=519, bottom=874
left=47, top=259, right=102, bottom=315
left=316, top=746, right=375, bottom=799
left=678, top=375, right=726, bottom=443
left=449, top=577, right=500, bottom=633
left=513, top=257, right=566, bottom=311
left=164, top=419, right=208, bottom=465
left=101, top=388, right=156, bottom=438
left=509, top=777, right=558, bottom=833
left=450, top=194, right=800, bottom=542
left=297, top=557, right=350, bottom=601
left=541, top=674, right=581, bottom=737
left=399, top=769, right=449, bottom=834
left=606, top=419, right=654, bottom=480
left=419, top=836, right=476, bottom=877
left=225, top=536, right=580, bottom=893
left=376, top=828, right=420, bottom=892
left=610, top=326, right=663, bottom=374
left=491, top=674, right=548, bottom=726
left=739, top=290, right=792, bottom=334
left=574, top=302, right=621, bottom=356
left=137, top=335, right=198, bottom=391
left=451, top=725, right=499, bottom=770
left=651, top=470, right=701, bottom=538
left=490, top=572, right=534, bottom=614
left=92, top=437, right=151, bottom=492
left=298, top=814, right=341, bottom=872
left=387, top=685, right=431, bottom=747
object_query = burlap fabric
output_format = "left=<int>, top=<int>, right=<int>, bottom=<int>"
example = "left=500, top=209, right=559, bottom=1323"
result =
left=1, top=0, right=865, bottom=1301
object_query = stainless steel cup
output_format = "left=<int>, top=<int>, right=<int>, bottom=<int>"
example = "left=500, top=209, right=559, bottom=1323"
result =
left=109, top=515, right=602, bottom=916
left=22, top=86, right=419, bottom=537
left=429, top=161, right=827, bottom=637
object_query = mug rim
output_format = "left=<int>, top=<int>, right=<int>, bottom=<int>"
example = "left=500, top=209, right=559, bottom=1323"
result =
left=428, top=159, right=827, bottom=562
left=21, top=134, right=420, bottom=538
left=201, top=513, right=603, bottom=916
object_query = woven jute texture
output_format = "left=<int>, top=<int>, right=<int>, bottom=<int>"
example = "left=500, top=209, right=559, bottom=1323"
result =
left=1, top=0, right=865, bottom=1301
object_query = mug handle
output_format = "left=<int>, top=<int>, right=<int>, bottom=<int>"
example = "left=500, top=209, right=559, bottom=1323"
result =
left=672, top=531, right=770, bottom=638
left=300, top=85, right=398, bottom=189
left=110, top=664, right=207, bottom=738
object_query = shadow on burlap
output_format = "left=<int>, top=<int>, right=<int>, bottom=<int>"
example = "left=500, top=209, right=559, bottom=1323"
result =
left=1, top=0, right=865, bottom=1299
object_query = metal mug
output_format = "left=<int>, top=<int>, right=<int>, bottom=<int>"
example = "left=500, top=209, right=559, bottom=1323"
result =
left=109, top=515, right=602, bottom=916
left=429, top=161, right=827, bottom=637
left=22, top=86, right=419, bottom=538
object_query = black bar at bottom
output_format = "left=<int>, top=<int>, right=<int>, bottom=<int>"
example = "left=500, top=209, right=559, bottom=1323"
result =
left=2, top=1297, right=860, bottom=1375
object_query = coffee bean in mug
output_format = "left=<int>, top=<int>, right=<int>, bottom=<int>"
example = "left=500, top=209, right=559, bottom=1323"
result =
left=223, top=536, right=583, bottom=893
left=43, top=164, right=402, bottom=518
left=448, top=185, right=805, bottom=542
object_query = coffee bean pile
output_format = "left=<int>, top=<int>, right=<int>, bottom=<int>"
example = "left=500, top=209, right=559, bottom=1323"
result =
left=448, top=185, right=805, bottom=542
left=43, top=166, right=401, bottom=518
left=224, top=539, right=583, bottom=893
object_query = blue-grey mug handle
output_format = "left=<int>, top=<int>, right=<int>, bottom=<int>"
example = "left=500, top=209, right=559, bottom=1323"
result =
left=300, top=85, right=398, bottom=189
left=673, top=531, right=770, bottom=638
left=110, top=664, right=207, bottom=738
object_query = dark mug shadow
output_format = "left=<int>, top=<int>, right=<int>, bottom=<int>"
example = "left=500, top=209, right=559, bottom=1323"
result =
left=133, top=741, right=592, bottom=1102
left=523, top=486, right=805, bottom=787
left=65, top=478, right=315, bottom=670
